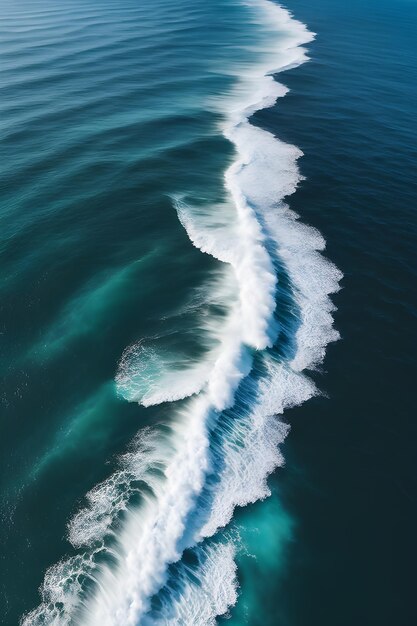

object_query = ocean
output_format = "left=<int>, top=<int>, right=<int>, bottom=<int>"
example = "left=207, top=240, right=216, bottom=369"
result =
left=0, top=0, right=416, bottom=625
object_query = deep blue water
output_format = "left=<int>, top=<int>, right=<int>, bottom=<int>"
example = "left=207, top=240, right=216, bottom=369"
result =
left=1, top=0, right=416, bottom=624
left=226, top=0, right=417, bottom=624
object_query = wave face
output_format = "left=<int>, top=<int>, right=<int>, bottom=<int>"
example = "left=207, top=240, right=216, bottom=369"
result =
left=19, top=1, right=341, bottom=624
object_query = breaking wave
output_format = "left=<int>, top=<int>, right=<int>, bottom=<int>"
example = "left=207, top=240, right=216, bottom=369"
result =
left=22, top=1, right=342, bottom=624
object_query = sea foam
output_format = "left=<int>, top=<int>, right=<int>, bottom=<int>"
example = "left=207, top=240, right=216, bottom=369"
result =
left=22, top=1, right=341, bottom=625
left=144, top=541, right=238, bottom=626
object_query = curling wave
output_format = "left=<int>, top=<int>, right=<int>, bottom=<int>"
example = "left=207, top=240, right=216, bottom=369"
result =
left=22, top=1, right=342, bottom=624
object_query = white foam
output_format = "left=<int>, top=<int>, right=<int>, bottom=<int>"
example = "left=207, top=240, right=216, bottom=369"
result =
left=116, top=266, right=241, bottom=408
left=175, top=187, right=278, bottom=352
left=21, top=553, right=96, bottom=626
left=147, top=542, right=238, bottom=625
left=174, top=197, right=239, bottom=266
left=79, top=332, right=252, bottom=625
left=199, top=358, right=317, bottom=539
left=116, top=341, right=213, bottom=406
left=68, top=428, right=168, bottom=548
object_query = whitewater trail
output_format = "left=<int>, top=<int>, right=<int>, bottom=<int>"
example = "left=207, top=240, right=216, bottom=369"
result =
left=22, top=1, right=341, bottom=624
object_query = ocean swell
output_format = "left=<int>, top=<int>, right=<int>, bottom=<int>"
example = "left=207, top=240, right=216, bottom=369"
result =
left=22, top=1, right=342, bottom=624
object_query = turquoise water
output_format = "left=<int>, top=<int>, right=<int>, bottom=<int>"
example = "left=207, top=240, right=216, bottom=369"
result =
left=1, top=0, right=416, bottom=624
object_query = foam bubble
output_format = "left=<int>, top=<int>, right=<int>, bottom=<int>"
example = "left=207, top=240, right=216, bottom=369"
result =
left=68, top=428, right=168, bottom=548
left=21, top=553, right=96, bottom=626
left=147, top=542, right=238, bottom=625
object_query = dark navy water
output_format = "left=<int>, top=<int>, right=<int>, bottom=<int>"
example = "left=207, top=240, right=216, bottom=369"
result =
left=1, top=0, right=416, bottom=624
left=226, top=1, right=417, bottom=625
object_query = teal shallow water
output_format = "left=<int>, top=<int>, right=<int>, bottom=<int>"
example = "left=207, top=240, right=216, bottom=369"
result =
left=1, top=0, right=416, bottom=624
left=3, top=0, right=306, bottom=621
